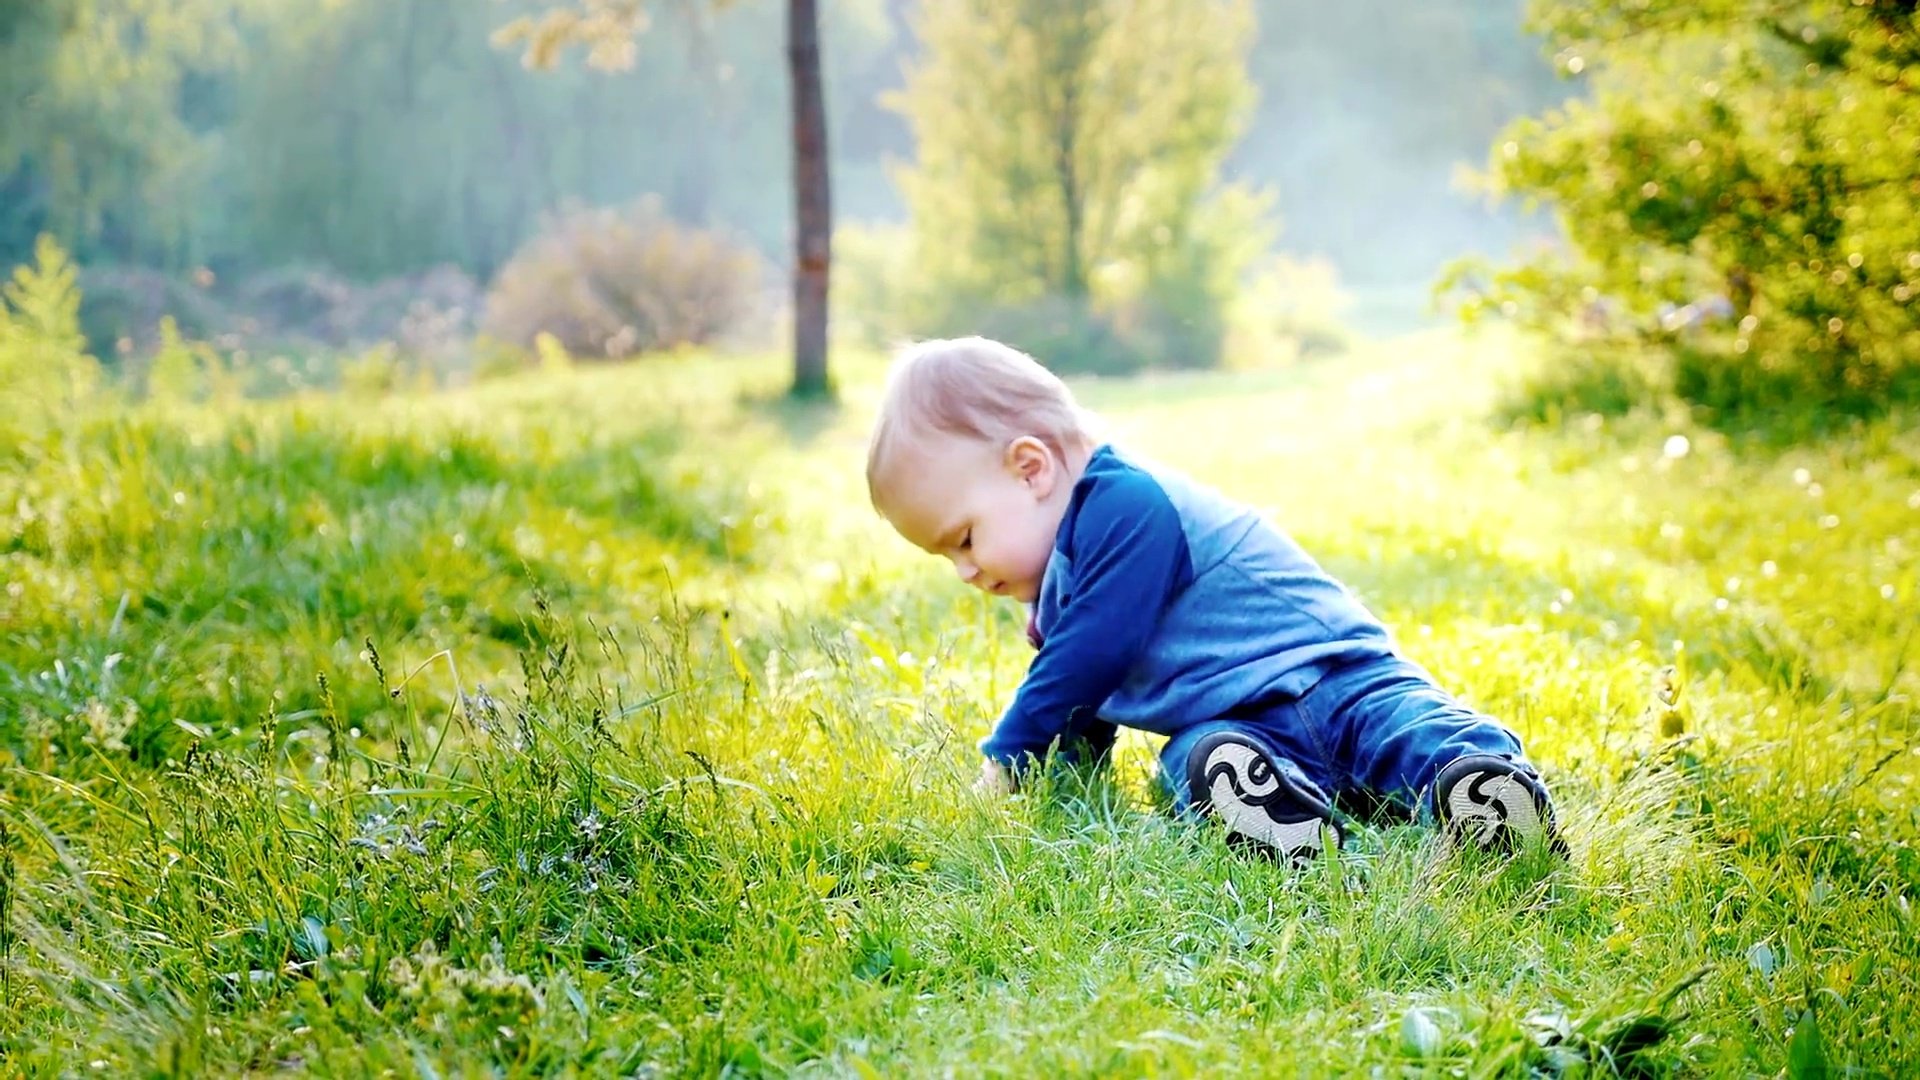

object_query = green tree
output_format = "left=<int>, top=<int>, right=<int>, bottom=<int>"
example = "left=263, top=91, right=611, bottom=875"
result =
left=224, top=0, right=557, bottom=278
left=890, top=0, right=1267, bottom=372
left=497, top=0, right=836, bottom=398
left=0, top=0, right=254, bottom=269
left=1446, top=0, right=1920, bottom=417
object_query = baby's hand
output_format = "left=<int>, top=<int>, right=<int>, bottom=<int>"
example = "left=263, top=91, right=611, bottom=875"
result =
left=973, top=758, right=1013, bottom=797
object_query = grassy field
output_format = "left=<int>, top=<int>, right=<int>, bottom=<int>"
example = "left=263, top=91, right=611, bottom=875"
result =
left=2, top=328, right=1916, bottom=1076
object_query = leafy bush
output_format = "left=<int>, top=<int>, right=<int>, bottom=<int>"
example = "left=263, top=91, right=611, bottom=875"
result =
left=141, top=317, right=237, bottom=404
left=229, top=264, right=354, bottom=340
left=481, top=198, right=769, bottom=360
left=1494, top=342, right=1666, bottom=427
left=230, top=263, right=482, bottom=355
left=970, top=296, right=1149, bottom=378
left=830, top=221, right=921, bottom=349
left=832, top=216, right=1249, bottom=376
left=1, top=236, right=104, bottom=443
left=831, top=218, right=1236, bottom=376
left=1229, top=254, right=1356, bottom=367
left=1444, top=0, right=1920, bottom=421
left=1115, top=184, right=1278, bottom=371
left=77, top=264, right=230, bottom=360
left=355, top=265, right=483, bottom=364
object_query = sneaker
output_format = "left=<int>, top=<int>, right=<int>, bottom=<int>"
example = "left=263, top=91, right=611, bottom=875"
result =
left=1432, top=754, right=1565, bottom=855
left=1187, top=730, right=1343, bottom=862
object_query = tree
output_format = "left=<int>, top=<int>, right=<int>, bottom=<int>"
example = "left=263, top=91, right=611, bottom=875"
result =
left=1444, top=0, right=1920, bottom=417
left=785, top=0, right=830, bottom=397
left=0, top=0, right=254, bottom=269
left=889, top=0, right=1267, bottom=372
left=497, top=0, right=834, bottom=398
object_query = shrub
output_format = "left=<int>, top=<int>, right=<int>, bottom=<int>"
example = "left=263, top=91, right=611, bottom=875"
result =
left=481, top=198, right=768, bottom=360
left=230, top=264, right=354, bottom=342
left=1495, top=342, right=1666, bottom=427
left=2, top=236, right=104, bottom=444
left=969, top=296, right=1149, bottom=378
left=830, top=221, right=921, bottom=349
left=836, top=192, right=1271, bottom=375
left=77, top=264, right=230, bottom=361
left=1229, top=255, right=1355, bottom=367
left=141, top=317, right=237, bottom=404
left=1447, top=0, right=1920, bottom=422
left=334, top=264, right=483, bottom=356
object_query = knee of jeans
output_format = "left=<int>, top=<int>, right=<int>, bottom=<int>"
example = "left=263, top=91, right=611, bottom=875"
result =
left=1158, top=720, right=1331, bottom=816
left=1158, top=720, right=1255, bottom=808
left=1160, top=720, right=1254, bottom=774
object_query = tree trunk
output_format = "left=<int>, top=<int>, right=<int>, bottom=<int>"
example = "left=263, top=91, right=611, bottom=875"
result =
left=788, top=0, right=832, bottom=398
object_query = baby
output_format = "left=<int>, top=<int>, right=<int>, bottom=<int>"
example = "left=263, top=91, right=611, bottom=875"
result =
left=864, top=336, right=1563, bottom=861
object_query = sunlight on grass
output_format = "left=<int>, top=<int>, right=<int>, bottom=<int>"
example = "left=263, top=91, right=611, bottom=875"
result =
left=2, top=331, right=1915, bottom=1074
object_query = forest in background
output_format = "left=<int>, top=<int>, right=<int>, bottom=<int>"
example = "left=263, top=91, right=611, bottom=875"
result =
left=0, top=0, right=1564, bottom=344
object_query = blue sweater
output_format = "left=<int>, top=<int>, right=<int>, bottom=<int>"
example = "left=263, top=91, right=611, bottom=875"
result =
left=979, top=444, right=1397, bottom=767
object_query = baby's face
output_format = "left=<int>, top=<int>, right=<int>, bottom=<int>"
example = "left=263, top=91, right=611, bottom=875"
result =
left=879, top=435, right=1065, bottom=603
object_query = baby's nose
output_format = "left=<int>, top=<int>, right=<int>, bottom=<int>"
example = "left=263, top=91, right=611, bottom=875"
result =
left=954, top=560, right=979, bottom=584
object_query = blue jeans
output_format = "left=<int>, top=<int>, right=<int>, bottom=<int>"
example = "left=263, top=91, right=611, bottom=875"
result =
left=1158, top=655, right=1527, bottom=822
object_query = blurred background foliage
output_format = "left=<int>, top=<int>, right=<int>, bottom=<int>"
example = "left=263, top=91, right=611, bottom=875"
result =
left=3, top=0, right=1915, bottom=421
left=1442, top=0, right=1920, bottom=429
left=1, top=0, right=1565, bottom=374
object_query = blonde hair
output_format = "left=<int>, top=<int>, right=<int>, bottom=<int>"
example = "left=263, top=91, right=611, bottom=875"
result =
left=866, top=336, right=1101, bottom=509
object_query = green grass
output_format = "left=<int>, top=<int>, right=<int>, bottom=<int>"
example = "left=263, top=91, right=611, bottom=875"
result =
left=2, top=329, right=1916, bottom=1076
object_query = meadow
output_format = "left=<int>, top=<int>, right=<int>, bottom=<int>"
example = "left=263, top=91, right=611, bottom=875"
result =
left=2, top=329, right=1915, bottom=1076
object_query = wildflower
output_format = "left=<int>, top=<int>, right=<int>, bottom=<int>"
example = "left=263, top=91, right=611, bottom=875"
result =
left=577, top=812, right=604, bottom=841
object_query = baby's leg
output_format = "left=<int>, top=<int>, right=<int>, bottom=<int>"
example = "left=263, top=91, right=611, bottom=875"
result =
left=1159, top=719, right=1342, bottom=862
left=1316, top=657, right=1562, bottom=853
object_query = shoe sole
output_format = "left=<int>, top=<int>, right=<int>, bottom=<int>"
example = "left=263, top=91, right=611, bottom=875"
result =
left=1435, top=757, right=1559, bottom=853
left=1190, top=732, right=1340, bottom=861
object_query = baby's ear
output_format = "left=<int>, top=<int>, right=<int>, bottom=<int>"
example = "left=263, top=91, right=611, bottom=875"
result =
left=1013, top=432, right=1059, bottom=491
left=1005, top=435, right=1051, bottom=484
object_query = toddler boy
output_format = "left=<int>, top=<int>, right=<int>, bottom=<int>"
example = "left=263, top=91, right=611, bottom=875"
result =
left=864, top=337, right=1562, bottom=860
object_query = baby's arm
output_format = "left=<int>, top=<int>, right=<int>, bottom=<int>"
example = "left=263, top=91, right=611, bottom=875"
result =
left=1019, top=603, right=1117, bottom=767
left=979, top=471, right=1192, bottom=773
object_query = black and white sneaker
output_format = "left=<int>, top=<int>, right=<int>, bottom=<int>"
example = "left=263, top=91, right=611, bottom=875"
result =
left=1187, top=730, right=1343, bottom=862
left=1432, top=754, right=1565, bottom=855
